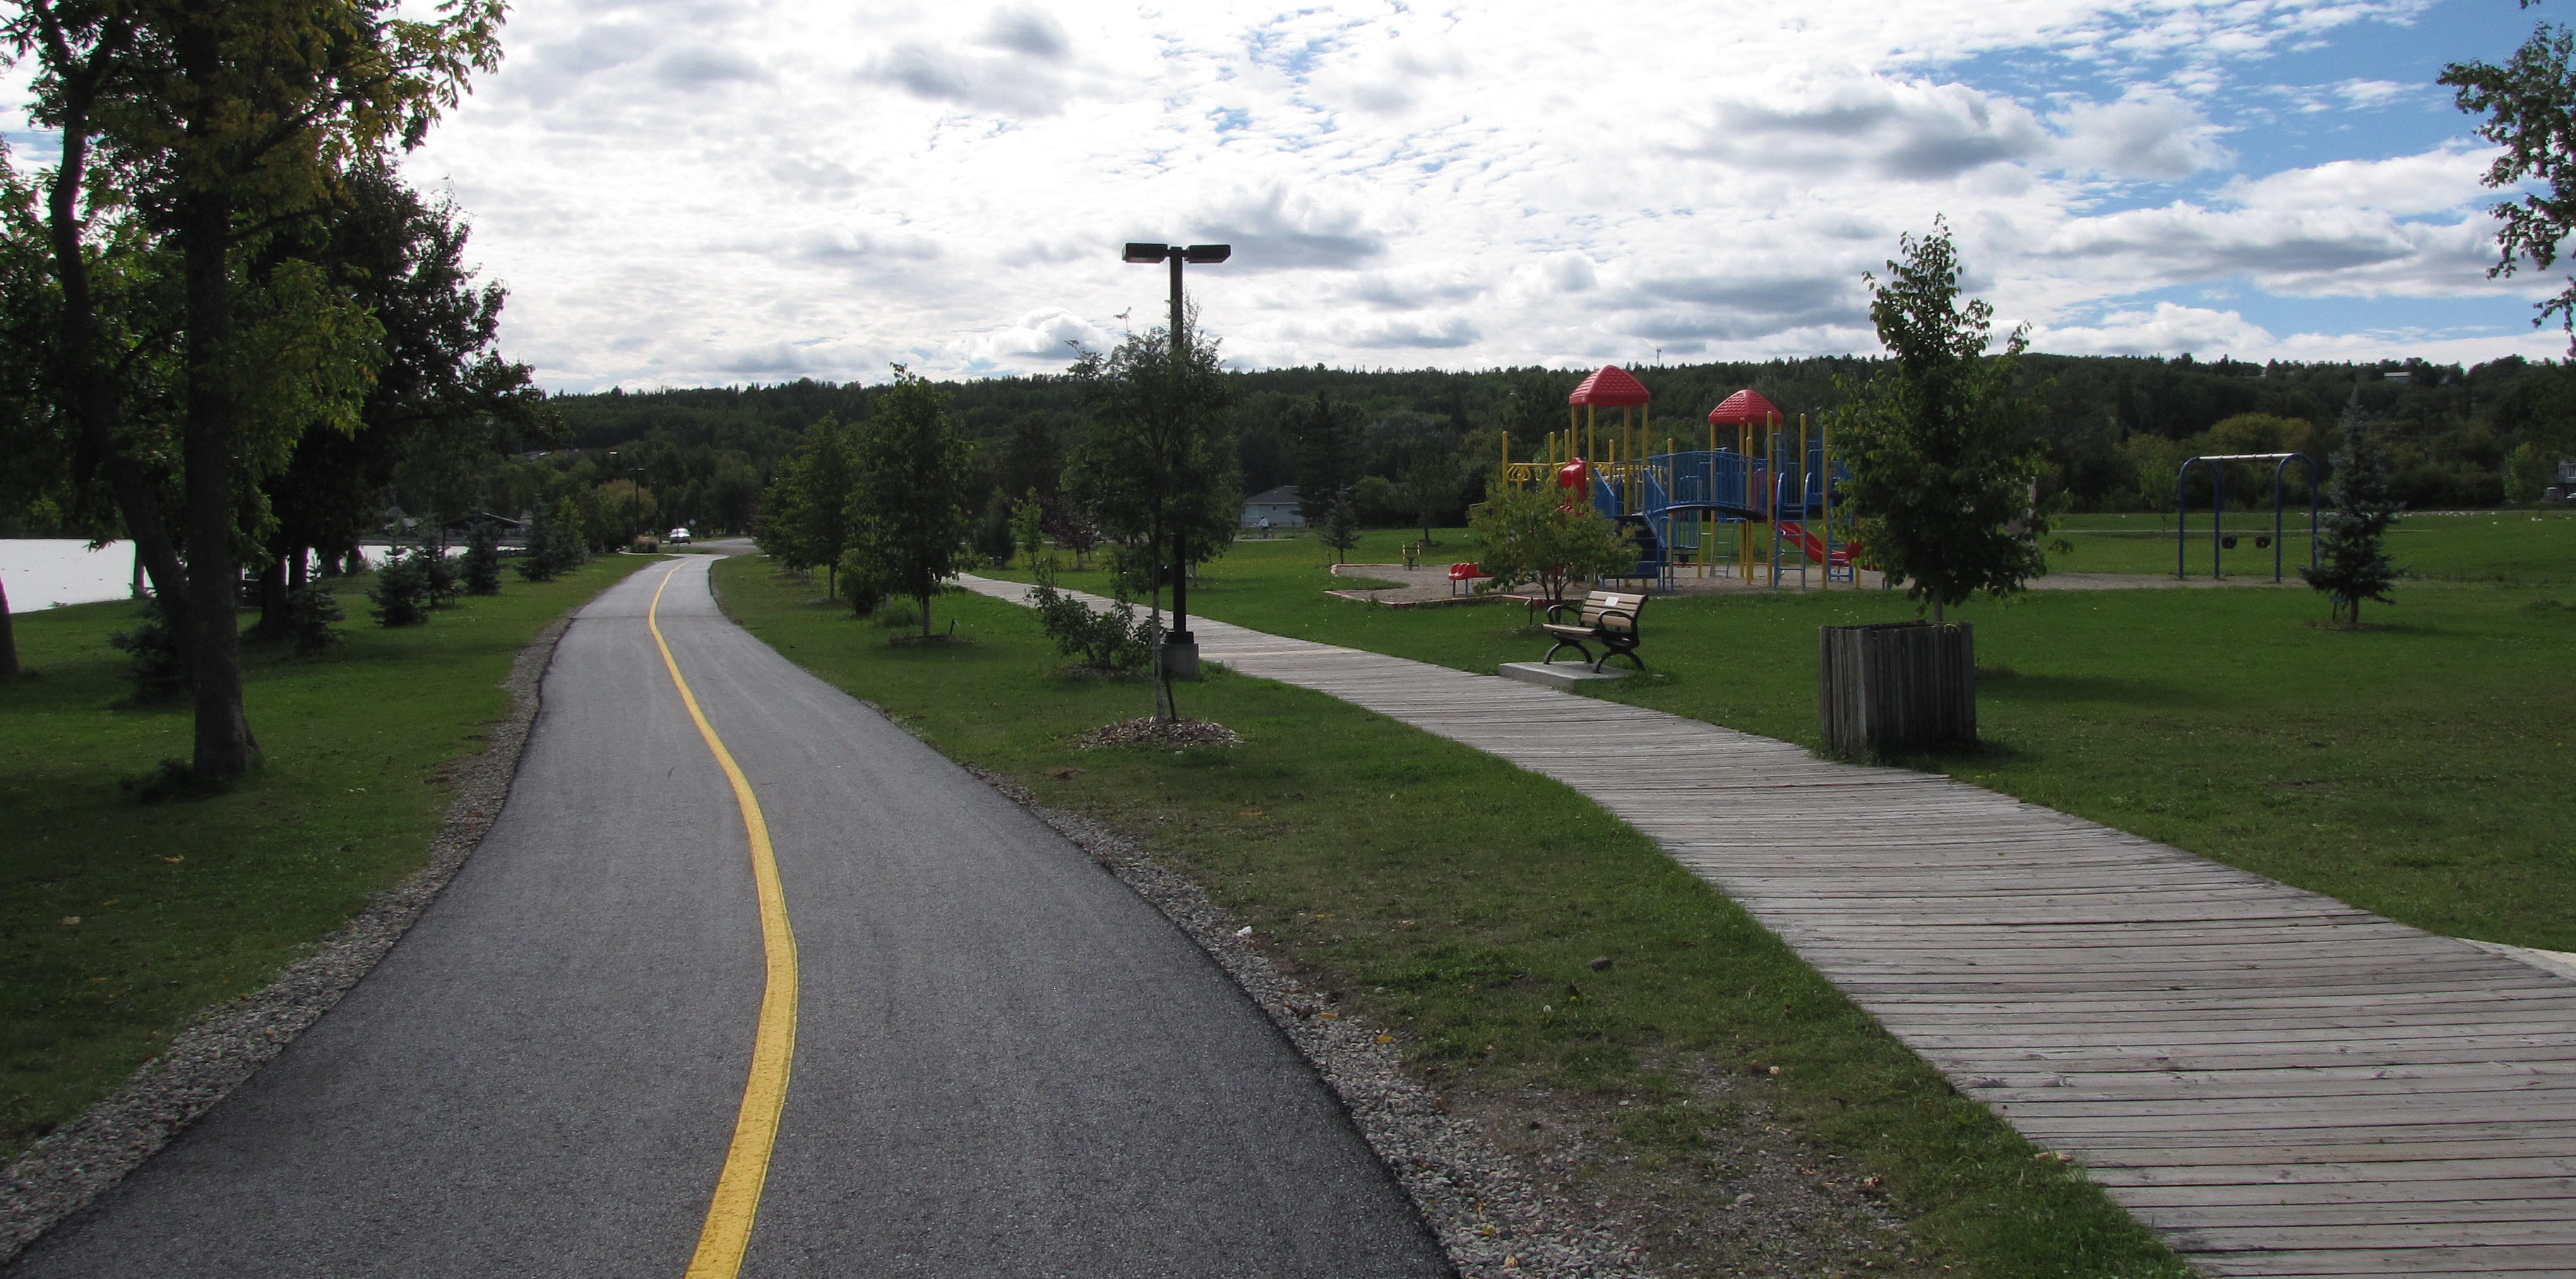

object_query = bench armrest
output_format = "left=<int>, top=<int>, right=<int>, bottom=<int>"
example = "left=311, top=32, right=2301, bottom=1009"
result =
left=1595, top=607, right=1639, bottom=633
left=1542, top=601, right=1582, bottom=625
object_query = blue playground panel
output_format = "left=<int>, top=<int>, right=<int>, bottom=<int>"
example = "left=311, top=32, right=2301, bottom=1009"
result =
left=1588, top=447, right=1850, bottom=588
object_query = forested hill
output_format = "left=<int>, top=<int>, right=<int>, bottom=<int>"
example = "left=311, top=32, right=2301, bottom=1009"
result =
left=551, top=352, right=2576, bottom=519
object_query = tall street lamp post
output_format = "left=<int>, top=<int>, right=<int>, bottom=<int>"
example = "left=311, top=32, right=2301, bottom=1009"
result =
left=1121, top=240, right=1229, bottom=680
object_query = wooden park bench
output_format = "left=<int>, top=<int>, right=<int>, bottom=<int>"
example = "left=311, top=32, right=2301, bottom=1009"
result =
left=1539, top=590, right=1650, bottom=672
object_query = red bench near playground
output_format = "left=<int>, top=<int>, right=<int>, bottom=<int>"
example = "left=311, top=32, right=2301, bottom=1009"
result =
left=1448, top=562, right=1489, bottom=596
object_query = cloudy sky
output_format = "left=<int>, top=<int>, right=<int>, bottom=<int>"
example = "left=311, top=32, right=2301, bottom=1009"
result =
left=10, top=0, right=2566, bottom=388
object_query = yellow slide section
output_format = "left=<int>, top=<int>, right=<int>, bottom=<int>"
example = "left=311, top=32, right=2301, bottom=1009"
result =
left=647, top=564, right=801, bottom=1279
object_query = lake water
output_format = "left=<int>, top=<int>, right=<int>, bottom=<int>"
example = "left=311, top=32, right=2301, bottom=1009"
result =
left=2, top=540, right=141, bottom=613
left=0, top=540, right=389, bottom=614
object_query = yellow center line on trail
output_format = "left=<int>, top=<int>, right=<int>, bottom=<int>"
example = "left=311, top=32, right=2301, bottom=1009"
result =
left=649, top=563, right=800, bottom=1279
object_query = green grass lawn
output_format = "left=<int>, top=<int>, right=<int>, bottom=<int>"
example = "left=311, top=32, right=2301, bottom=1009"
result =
left=713, top=554, right=2188, bottom=1279
left=2051, top=510, right=2576, bottom=582
left=0, top=554, right=654, bottom=1161
left=994, top=520, right=2576, bottom=953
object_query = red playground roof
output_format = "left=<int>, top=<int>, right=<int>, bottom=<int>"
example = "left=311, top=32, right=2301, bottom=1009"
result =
left=1707, top=388, right=1782, bottom=425
left=1567, top=364, right=1652, bottom=407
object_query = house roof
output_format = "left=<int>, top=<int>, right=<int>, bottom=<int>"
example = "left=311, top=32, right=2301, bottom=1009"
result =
left=1246, top=484, right=1300, bottom=505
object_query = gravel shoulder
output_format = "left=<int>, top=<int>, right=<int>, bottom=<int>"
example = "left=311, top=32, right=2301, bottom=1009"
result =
left=0, top=612, right=574, bottom=1264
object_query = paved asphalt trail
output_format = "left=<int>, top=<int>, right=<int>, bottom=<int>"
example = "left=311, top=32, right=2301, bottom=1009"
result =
left=12, top=554, right=1446, bottom=1278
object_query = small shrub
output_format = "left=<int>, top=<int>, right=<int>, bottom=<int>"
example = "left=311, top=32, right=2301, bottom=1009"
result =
left=287, top=583, right=345, bottom=656
left=369, top=551, right=435, bottom=626
left=835, top=548, right=886, bottom=616
left=875, top=597, right=923, bottom=629
left=1029, top=567, right=1154, bottom=670
left=107, top=598, right=188, bottom=701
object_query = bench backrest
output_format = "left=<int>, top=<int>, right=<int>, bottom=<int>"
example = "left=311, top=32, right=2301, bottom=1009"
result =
left=1580, top=590, right=1647, bottom=631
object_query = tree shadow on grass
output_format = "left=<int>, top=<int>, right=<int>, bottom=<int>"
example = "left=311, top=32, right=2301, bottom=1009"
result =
left=1973, top=671, right=2188, bottom=707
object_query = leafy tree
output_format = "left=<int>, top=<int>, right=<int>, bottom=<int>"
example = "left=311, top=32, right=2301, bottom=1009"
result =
left=1010, top=489, right=1051, bottom=568
left=1835, top=220, right=2053, bottom=624
left=1041, top=493, right=1099, bottom=568
left=756, top=414, right=857, bottom=596
left=1294, top=391, right=1354, bottom=526
left=2299, top=404, right=2404, bottom=626
left=8, top=0, right=504, bottom=781
left=845, top=367, right=974, bottom=638
left=1065, top=311, right=1239, bottom=716
left=2445, top=22, right=2576, bottom=347
left=1395, top=434, right=1465, bottom=545
left=2504, top=440, right=2562, bottom=503
left=265, top=162, right=542, bottom=625
left=1467, top=484, right=1634, bottom=606
left=971, top=490, right=1015, bottom=566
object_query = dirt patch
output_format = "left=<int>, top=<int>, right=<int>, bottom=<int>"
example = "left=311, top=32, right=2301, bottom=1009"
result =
left=1450, top=1063, right=1931, bottom=1278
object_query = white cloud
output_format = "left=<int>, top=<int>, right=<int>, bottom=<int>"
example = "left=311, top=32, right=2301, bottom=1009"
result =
left=376, top=0, right=2533, bottom=389
left=2051, top=95, right=2231, bottom=179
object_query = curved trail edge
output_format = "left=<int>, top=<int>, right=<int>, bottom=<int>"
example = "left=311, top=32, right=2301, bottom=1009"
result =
left=0, top=604, right=585, bottom=1263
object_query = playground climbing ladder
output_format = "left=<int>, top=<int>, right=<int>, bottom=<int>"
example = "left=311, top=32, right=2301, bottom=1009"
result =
left=959, top=573, right=2576, bottom=1279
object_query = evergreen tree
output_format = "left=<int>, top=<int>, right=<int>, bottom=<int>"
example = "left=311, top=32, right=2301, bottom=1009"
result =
left=286, top=583, right=345, bottom=657
left=1294, top=391, right=1353, bottom=526
left=2299, top=404, right=2404, bottom=625
left=515, top=505, right=563, bottom=582
left=1319, top=489, right=1361, bottom=566
left=460, top=519, right=503, bottom=595
left=369, top=549, right=434, bottom=626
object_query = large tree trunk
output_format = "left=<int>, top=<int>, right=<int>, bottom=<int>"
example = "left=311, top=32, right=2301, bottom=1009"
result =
left=0, top=573, right=18, bottom=681
left=176, top=160, right=259, bottom=778
left=254, top=556, right=290, bottom=638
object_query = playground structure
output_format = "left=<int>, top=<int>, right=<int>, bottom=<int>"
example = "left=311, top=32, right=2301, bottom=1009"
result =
left=1499, top=367, right=1857, bottom=591
left=2175, top=453, right=2318, bottom=583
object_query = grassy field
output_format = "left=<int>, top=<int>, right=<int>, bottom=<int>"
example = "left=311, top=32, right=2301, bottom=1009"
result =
left=0, top=554, right=653, bottom=1162
left=712, top=554, right=2189, bottom=1278
left=2051, top=510, right=2576, bottom=581
left=995, top=517, right=2576, bottom=953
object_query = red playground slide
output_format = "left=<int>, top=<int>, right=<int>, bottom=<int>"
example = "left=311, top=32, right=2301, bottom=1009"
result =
left=1776, top=520, right=1860, bottom=566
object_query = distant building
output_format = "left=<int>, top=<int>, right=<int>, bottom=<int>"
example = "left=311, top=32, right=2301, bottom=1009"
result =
left=1241, top=484, right=1304, bottom=528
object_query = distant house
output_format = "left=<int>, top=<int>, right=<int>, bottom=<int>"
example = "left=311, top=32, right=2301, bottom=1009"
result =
left=1241, top=484, right=1304, bottom=528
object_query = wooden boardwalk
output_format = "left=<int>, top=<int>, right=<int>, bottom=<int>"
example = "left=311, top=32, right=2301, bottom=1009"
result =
left=958, top=577, right=2576, bottom=1277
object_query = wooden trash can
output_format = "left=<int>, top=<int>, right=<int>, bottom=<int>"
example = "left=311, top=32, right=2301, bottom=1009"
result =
left=1818, top=621, right=1975, bottom=757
